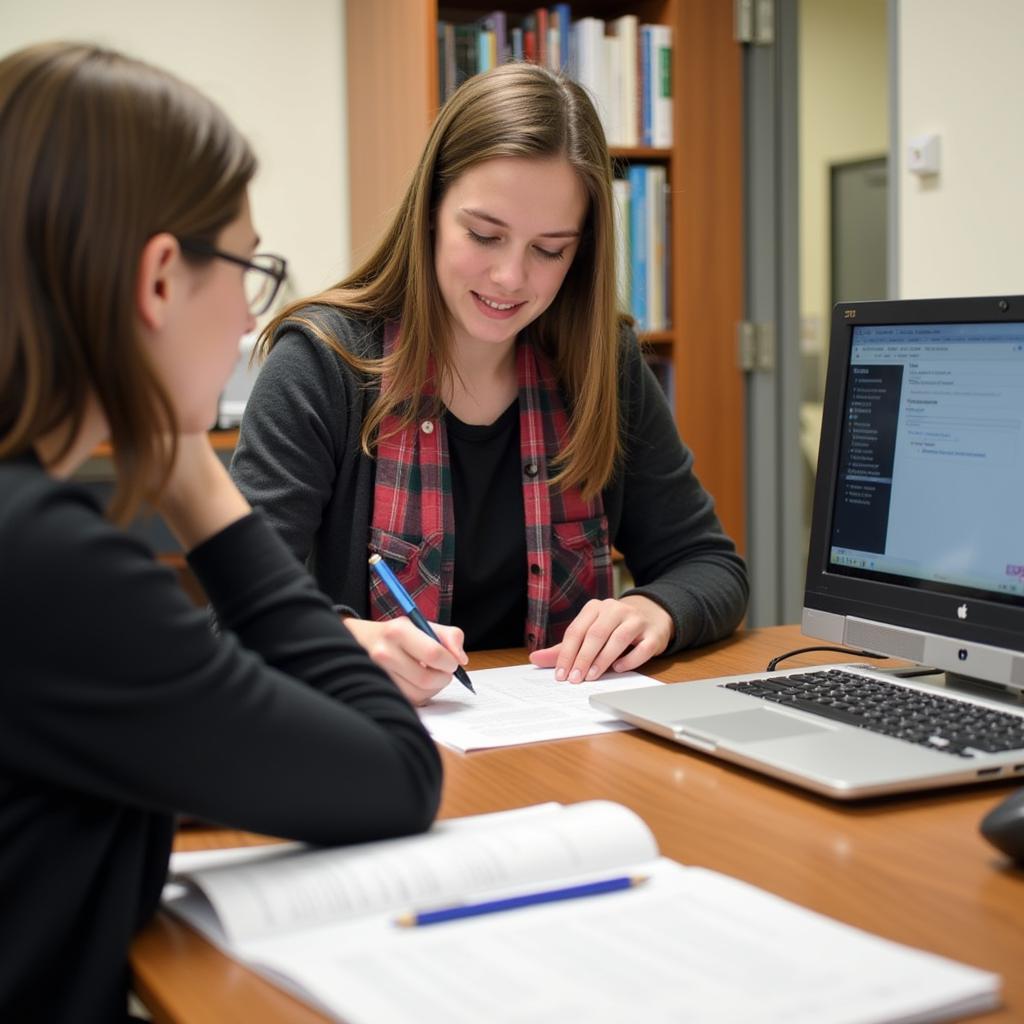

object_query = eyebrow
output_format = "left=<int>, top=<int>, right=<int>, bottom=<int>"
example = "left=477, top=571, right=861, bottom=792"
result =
left=460, top=207, right=581, bottom=239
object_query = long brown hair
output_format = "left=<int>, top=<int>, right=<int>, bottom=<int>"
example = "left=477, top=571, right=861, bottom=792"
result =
left=0, top=42, right=256, bottom=522
left=260, top=62, right=623, bottom=498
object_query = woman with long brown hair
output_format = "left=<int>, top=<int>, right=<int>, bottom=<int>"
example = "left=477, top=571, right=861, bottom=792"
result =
left=0, top=42, right=441, bottom=1020
left=233, top=62, right=748, bottom=704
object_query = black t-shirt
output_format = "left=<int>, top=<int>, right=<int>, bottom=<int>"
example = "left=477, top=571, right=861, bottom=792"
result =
left=447, top=401, right=528, bottom=649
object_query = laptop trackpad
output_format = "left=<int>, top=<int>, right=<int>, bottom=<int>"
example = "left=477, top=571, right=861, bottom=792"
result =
left=677, top=708, right=831, bottom=743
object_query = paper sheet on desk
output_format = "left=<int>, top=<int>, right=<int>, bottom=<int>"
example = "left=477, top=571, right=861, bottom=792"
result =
left=418, top=665, right=659, bottom=752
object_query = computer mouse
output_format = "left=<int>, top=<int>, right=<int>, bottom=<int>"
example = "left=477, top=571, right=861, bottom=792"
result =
left=980, top=788, right=1024, bottom=864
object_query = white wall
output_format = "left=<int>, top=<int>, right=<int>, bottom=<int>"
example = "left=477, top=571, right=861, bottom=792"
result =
left=898, top=0, right=1024, bottom=297
left=1, top=0, right=350, bottom=303
left=799, top=0, right=888, bottom=360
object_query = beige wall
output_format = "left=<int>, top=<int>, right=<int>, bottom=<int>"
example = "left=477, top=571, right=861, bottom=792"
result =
left=1, top=0, right=349, bottom=301
left=898, top=0, right=1024, bottom=297
left=799, top=0, right=888, bottom=359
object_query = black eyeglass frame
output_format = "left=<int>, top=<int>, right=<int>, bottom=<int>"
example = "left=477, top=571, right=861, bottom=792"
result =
left=177, top=237, right=288, bottom=316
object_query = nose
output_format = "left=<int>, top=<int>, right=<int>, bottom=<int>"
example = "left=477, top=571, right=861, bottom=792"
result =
left=490, top=248, right=527, bottom=293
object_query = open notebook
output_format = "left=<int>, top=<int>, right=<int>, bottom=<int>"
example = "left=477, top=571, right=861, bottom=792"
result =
left=164, top=801, right=999, bottom=1024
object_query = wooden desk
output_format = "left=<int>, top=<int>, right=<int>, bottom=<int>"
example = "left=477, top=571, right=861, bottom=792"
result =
left=131, top=625, right=1024, bottom=1022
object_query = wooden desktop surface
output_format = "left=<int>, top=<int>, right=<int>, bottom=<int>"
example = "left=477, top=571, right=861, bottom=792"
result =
left=131, top=625, right=1024, bottom=1023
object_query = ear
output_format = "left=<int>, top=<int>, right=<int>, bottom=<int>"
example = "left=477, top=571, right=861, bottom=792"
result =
left=136, top=233, right=181, bottom=331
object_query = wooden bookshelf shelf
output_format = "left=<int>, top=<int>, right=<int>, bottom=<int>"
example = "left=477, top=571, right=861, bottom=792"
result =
left=609, top=146, right=672, bottom=162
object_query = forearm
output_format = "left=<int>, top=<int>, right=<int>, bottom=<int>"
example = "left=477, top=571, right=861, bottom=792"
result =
left=157, top=436, right=250, bottom=551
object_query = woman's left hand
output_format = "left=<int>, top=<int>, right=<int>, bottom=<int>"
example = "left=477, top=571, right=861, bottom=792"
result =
left=528, top=595, right=674, bottom=682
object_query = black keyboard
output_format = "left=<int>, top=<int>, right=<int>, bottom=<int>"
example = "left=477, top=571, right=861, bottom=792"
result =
left=722, top=669, right=1024, bottom=758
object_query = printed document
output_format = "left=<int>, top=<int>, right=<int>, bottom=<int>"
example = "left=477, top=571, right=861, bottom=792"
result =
left=418, top=664, right=657, bottom=751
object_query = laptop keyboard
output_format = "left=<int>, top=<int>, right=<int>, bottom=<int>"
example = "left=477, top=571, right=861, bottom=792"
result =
left=722, top=669, right=1024, bottom=758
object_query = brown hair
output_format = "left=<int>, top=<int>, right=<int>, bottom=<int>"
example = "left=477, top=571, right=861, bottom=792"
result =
left=260, top=62, right=623, bottom=498
left=0, top=42, right=256, bottom=522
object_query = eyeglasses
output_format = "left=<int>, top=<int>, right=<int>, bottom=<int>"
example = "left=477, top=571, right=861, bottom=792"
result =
left=177, top=238, right=288, bottom=316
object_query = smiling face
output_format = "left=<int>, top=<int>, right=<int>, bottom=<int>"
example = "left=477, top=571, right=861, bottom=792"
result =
left=433, top=156, right=588, bottom=356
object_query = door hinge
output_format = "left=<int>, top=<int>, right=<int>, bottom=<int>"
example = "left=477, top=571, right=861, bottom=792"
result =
left=737, top=321, right=775, bottom=372
left=735, top=0, right=774, bottom=45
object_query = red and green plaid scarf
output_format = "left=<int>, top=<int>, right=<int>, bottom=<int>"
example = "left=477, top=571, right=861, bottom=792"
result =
left=369, top=323, right=613, bottom=651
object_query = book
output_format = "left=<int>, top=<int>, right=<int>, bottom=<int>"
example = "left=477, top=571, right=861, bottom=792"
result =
left=164, top=800, right=1001, bottom=1024
left=646, top=163, right=667, bottom=329
left=610, top=14, right=639, bottom=147
left=628, top=162, right=648, bottom=329
left=650, top=23, right=673, bottom=147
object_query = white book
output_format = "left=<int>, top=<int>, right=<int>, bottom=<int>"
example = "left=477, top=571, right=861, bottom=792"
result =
left=610, top=15, right=639, bottom=147
left=164, top=800, right=1001, bottom=1024
left=646, top=165, right=667, bottom=329
left=604, top=33, right=622, bottom=145
left=651, top=23, right=673, bottom=147
left=573, top=17, right=607, bottom=136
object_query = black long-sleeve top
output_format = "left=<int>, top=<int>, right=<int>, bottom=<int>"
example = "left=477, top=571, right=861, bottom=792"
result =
left=0, top=453, right=443, bottom=1021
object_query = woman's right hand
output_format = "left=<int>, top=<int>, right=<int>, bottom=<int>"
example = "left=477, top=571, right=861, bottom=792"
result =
left=342, top=617, right=468, bottom=706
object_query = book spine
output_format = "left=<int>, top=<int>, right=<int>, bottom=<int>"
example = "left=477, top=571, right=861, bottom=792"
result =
left=640, top=25, right=652, bottom=147
left=478, top=28, right=494, bottom=73
left=628, top=164, right=648, bottom=331
left=648, top=165, right=668, bottom=329
left=511, top=27, right=524, bottom=62
left=446, top=24, right=456, bottom=99
left=654, top=25, right=673, bottom=147
left=574, top=18, right=605, bottom=133
left=454, top=24, right=478, bottom=86
left=535, top=8, right=548, bottom=68
left=493, top=11, right=507, bottom=63
left=437, top=21, right=448, bottom=102
left=604, top=33, right=620, bottom=146
left=524, top=16, right=538, bottom=63
left=609, top=16, right=639, bottom=147
left=553, top=4, right=572, bottom=70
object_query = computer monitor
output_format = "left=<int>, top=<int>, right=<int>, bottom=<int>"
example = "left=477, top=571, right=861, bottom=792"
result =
left=803, top=294, right=1024, bottom=693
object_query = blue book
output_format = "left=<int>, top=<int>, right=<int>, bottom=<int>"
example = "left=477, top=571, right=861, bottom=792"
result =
left=552, top=3, right=572, bottom=69
left=627, top=164, right=648, bottom=330
left=511, top=27, right=524, bottom=62
left=478, top=28, right=494, bottom=72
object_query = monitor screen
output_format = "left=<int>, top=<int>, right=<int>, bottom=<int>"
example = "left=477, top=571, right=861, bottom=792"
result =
left=803, top=296, right=1024, bottom=691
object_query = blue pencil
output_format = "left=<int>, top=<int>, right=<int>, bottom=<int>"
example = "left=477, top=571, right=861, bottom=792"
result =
left=394, top=875, right=648, bottom=927
left=368, top=553, right=475, bottom=694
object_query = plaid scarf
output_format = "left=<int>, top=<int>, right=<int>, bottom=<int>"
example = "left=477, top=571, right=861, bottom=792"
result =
left=369, top=323, right=613, bottom=650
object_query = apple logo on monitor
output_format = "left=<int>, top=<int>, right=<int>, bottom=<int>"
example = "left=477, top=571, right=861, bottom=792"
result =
left=957, top=604, right=968, bottom=620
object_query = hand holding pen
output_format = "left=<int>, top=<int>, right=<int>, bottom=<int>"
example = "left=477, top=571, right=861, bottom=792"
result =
left=368, top=554, right=475, bottom=695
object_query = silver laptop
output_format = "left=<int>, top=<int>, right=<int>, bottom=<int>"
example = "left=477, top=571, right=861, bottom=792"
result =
left=594, top=295, right=1024, bottom=798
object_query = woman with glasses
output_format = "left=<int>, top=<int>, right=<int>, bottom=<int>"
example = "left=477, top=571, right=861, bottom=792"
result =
left=0, top=43, right=441, bottom=1021
left=232, top=62, right=749, bottom=705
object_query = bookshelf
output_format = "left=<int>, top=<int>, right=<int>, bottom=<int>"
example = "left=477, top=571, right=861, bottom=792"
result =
left=346, top=1, right=744, bottom=549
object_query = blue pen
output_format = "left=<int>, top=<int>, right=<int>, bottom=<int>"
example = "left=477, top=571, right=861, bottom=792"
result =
left=394, top=874, right=648, bottom=927
left=368, top=553, right=475, bottom=694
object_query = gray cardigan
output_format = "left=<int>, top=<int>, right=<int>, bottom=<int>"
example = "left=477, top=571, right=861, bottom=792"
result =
left=231, top=309, right=749, bottom=653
